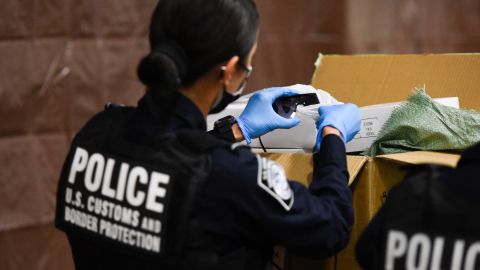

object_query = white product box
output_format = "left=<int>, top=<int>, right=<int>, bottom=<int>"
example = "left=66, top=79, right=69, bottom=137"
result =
left=207, top=97, right=459, bottom=153
left=346, top=97, right=459, bottom=152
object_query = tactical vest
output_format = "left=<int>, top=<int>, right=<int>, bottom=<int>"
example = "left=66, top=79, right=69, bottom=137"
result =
left=55, top=105, right=270, bottom=269
left=379, top=165, right=480, bottom=270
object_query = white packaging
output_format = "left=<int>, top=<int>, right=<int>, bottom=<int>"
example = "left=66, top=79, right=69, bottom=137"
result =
left=207, top=90, right=459, bottom=153
left=207, top=85, right=340, bottom=150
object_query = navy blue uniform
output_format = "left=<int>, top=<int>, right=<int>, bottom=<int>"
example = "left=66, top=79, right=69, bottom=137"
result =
left=356, top=143, right=480, bottom=270
left=61, top=91, right=353, bottom=269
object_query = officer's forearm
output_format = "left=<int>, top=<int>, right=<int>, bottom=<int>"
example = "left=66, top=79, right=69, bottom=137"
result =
left=307, top=135, right=353, bottom=255
left=312, top=134, right=349, bottom=186
left=281, top=137, right=352, bottom=257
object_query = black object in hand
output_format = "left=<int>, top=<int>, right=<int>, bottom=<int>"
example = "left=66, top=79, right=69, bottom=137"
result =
left=272, top=93, right=320, bottom=118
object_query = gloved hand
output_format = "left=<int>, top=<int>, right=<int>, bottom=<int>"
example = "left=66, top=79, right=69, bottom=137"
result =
left=237, top=87, right=301, bottom=144
left=315, top=104, right=361, bottom=151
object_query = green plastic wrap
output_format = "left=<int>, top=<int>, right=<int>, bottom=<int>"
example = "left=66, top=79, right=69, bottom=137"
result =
left=365, top=88, right=480, bottom=156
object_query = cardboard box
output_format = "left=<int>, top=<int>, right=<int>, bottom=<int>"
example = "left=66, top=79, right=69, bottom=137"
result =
left=266, top=151, right=461, bottom=270
left=266, top=53, right=479, bottom=269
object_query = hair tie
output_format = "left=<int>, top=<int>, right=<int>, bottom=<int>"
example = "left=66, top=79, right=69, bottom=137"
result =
left=152, top=39, right=188, bottom=81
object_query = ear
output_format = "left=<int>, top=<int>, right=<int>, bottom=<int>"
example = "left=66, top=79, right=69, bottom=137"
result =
left=220, top=56, right=240, bottom=87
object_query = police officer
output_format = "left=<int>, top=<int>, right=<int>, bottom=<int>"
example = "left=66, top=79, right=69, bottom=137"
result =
left=55, top=0, right=361, bottom=269
left=356, top=142, right=480, bottom=270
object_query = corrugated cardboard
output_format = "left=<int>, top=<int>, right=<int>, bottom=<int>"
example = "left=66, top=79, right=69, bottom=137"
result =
left=270, top=151, right=461, bottom=270
left=377, top=151, right=461, bottom=168
left=312, top=54, right=480, bottom=110
left=261, top=153, right=368, bottom=186
left=311, top=55, right=475, bottom=245
left=272, top=53, right=478, bottom=270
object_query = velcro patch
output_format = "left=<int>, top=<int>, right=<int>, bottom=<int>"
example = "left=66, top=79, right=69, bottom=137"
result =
left=256, top=156, right=294, bottom=211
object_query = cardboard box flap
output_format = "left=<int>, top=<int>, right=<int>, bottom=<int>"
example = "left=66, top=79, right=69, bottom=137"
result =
left=311, top=54, right=480, bottom=111
left=347, top=155, right=368, bottom=184
left=260, top=153, right=368, bottom=186
left=377, top=151, right=461, bottom=168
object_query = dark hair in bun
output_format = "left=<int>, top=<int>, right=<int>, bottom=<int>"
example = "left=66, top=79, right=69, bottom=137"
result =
left=137, top=0, right=259, bottom=95
left=137, top=40, right=187, bottom=88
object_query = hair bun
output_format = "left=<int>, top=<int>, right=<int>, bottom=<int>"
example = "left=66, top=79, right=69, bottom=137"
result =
left=137, top=39, right=188, bottom=89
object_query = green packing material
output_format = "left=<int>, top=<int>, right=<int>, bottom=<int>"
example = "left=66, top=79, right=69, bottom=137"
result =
left=364, top=87, right=480, bottom=157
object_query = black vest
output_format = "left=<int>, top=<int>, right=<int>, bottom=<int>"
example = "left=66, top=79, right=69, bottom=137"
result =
left=55, top=105, right=270, bottom=270
left=379, top=165, right=480, bottom=270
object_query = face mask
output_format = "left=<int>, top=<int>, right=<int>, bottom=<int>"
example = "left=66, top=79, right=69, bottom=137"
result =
left=208, top=87, right=241, bottom=114
left=208, top=64, right=252, bottom=115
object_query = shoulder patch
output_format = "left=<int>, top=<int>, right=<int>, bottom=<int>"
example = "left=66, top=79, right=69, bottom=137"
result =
left=256, top=156, right=294, bottom=211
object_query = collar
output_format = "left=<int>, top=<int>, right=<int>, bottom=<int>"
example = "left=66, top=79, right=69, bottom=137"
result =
left=138, top=90, right=207, bottom=131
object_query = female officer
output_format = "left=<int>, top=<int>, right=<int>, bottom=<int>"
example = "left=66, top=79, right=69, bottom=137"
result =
left=55, top=0, right=361, bottom=269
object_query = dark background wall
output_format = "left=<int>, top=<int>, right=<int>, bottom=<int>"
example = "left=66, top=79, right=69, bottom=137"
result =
left=250, top=0, right=480, bottom=90
left=250, top=0, right=347, bottom=90
left=0, top=0, right=478, bottom=269
left=346, top=0, right=480, bottom=54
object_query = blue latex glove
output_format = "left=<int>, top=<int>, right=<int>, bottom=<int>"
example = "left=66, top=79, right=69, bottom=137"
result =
left=237, top=87, right=301, bottom=144
left=315, top=104, right=361, bottom=151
